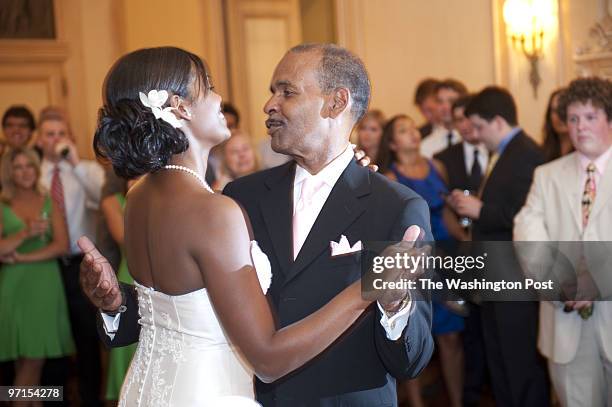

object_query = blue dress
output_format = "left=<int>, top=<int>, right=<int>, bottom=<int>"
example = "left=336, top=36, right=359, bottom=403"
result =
left=390, top=162, right=464, bottom=335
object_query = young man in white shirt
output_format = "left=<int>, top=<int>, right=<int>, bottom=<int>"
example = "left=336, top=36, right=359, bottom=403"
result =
left=36, top=107, right=105, bottom=406
left=420, top=79, right=468, bottom=158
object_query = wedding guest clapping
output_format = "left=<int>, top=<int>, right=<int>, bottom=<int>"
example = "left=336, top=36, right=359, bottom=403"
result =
left=0, top=148, right=74, bottom=392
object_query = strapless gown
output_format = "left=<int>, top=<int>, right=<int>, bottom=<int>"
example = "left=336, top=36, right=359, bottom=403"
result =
left=119, top=241, right=272, bottom=406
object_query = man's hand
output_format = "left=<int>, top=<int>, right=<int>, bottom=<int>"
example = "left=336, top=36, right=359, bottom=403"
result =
left=447, top=189, right=483, bottom=220
left=379, top=225, right=429, bottom=313
left=564, top=300, right=593, bottom=311
left=352, top=144, right=378, bottom=172
left=56, top=140, right=80, bottom=167
left=77, top=236, right=122, bottom=312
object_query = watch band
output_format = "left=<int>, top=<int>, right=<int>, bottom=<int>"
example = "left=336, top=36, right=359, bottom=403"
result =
left=102, top=283, right=128, bottom=316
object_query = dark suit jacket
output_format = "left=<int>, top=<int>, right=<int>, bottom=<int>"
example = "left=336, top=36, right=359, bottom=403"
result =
left=418, top=122, right=433, bottom=139
left=473, top=131, right=544, bottom=241
left=98, top=159, right=435, bottom=406
left=434, top=142, right=470, bottom=192
left=470, top=131, right=549, bottom=407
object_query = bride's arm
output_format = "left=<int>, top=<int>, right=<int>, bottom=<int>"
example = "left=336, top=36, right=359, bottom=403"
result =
left=191, top=195, right=371, bottom=384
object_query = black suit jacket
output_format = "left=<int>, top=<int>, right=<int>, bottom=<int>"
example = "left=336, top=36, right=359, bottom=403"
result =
left=470, top=131, right=550, bottom=406
left=473, top=131, right=544, bottom=241
left=434, top=142, right=470, bottom=191
left=418, top=122, right=433, bottom=139
left=98, top=159, right=434, bottom=406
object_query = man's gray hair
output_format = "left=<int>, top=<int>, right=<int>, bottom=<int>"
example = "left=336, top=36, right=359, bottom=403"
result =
left=289, top=43, right=371, bottom=123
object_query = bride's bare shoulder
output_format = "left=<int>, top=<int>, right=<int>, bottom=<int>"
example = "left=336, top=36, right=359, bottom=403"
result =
left=190, top=193, right=247, bottom=230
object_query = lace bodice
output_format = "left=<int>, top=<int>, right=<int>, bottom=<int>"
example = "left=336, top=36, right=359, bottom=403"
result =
left=119, top=241, right=271, bottom=406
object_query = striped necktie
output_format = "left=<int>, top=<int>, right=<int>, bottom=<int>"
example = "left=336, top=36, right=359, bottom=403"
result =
left=51, top=165, right=67, bottom=219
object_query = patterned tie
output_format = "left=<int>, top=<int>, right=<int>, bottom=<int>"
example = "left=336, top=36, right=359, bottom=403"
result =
left=469, top=148, right=482, bottom=191
left=51, top=165, right=67, bottom=219
left=292, top=177, right=324, bottom=260
left=581, top=163, right=597, bottom=228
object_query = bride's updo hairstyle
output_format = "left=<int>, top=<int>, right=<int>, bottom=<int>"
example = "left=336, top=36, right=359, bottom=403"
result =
left=94, top=47, right=211, bottom=178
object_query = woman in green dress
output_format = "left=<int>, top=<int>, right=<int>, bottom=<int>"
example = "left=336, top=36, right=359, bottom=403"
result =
left=102, top=179, right=138, bottom=400
left=0, top=147, right=74, bottom=395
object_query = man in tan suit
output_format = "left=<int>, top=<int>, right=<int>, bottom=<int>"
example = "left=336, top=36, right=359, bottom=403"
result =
left=514, top=77, right=612, bottom=407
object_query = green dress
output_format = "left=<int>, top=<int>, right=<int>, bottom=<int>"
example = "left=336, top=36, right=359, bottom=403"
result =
left=0, top=197, right=75, bottom=360
left=105, top=193, right=137, bottom=400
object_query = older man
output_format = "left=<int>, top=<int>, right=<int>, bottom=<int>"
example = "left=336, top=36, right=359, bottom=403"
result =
left=515, top=77, right=612, bottom=407
left=81, top=43, right=434, bottom=406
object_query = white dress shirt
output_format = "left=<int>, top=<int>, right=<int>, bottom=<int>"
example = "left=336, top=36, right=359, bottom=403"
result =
left=292, top=144, right=413, bottom=340
left=104, top=144, right=413, bottom=341
left=462, top=142, right=489, bottom=176
left=40, top=158, right=105, bottom=254
left=420, top=125, right=461, bottom=158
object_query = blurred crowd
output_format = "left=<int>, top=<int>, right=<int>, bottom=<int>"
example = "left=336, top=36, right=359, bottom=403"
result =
left=0, top=73, right=610, bottom=407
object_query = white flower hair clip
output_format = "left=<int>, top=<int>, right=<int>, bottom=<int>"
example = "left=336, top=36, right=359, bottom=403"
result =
left=139, top=90, right=183, bottom=129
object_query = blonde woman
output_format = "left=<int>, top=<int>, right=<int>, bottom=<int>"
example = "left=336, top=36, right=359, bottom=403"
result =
left=0, top=148, right=73, bottom=404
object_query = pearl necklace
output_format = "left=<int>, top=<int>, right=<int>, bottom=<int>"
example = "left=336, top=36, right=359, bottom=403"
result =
left=163, top=165, right=214, bottom=193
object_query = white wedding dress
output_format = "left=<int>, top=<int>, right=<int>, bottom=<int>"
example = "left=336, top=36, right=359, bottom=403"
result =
left=119, top=241, right=272, bottom=406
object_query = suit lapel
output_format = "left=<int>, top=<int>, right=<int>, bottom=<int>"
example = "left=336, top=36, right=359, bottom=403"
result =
left=561, top=154, right=583, bottom=232
left=282, top=160, right=369, bottom=286
left=259, top=162, right=296, bottom=276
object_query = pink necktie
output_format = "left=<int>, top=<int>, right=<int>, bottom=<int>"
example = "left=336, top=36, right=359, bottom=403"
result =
left=293, top=177, right=324, bottom=259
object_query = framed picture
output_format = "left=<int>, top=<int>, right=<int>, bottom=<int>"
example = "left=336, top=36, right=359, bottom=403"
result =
left=0, top=0, right=55, bottom=39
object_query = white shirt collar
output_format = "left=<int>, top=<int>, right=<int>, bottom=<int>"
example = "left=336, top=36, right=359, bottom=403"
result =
left=293, top=143, right=354, bottom=189
left=577, top=145, right=612, bottom=176
left=462, top=141, right=487, bottom=155
left=41, top=158, right=70, bottom=174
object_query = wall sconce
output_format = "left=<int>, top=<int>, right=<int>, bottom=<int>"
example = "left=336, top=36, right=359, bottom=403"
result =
left=503, top=0, right=556, bottom=98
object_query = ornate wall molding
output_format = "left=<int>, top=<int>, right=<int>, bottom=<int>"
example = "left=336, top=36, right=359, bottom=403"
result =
left=574, top=0, right=612, bottom=78
left=0, top=40, right=69, bottom=62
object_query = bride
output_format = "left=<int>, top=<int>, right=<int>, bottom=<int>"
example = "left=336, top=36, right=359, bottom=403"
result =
left=91, top=46, right=372, bottom=406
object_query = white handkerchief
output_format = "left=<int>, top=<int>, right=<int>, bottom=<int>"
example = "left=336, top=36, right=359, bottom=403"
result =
left=330, top=235, right=362, bottom=257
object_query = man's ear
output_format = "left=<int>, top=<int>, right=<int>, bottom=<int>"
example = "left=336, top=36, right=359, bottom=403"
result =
left=492, top=115, right=505, bottom=131
left=323, top=88, right=350, bottom=119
